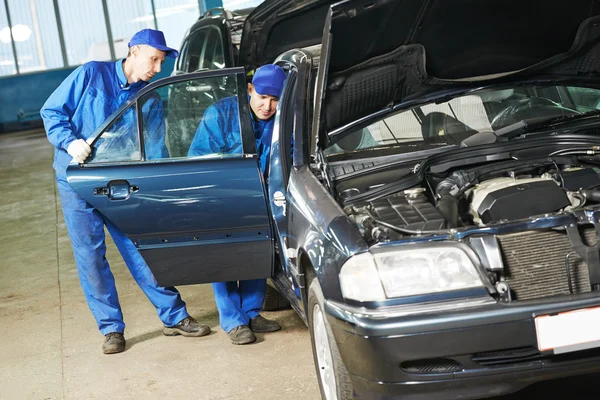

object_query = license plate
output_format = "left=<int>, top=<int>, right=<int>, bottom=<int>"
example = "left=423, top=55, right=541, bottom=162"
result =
left=535, top=307, right=600, bottom=354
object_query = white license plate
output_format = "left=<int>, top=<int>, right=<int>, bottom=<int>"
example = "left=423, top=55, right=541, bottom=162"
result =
left=535, top=307, right=600, bottom=354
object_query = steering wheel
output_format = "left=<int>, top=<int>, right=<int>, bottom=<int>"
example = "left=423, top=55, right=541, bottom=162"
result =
left=490, top=97, right=580, bottom=128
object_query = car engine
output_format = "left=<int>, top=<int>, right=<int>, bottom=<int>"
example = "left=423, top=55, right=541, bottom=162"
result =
left=344, top=161, right=600, bottom=243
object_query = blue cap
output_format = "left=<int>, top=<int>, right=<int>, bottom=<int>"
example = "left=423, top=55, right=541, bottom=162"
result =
left=128, top=29, right=178, bottom=58
left=252, top=64, right=286, bottom=98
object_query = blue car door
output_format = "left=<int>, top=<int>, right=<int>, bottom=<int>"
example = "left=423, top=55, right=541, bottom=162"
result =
left=65, top=68, right=273, bottom=287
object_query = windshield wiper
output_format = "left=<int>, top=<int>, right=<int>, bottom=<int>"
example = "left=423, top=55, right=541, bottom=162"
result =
left=461, top=110, right=600, bottom=148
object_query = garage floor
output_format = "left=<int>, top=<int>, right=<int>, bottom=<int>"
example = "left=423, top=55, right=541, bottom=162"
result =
left=3, top=129, right=600, bottom=400
left=0, top=129, right=319, bottom=400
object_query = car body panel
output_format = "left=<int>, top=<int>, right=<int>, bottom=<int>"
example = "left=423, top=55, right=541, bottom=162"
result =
left=67, top=159, right=272, bottom=286
left=325, top=293, right=600, bottom=399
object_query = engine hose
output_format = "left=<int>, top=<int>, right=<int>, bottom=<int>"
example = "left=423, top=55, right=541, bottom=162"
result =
left=434, top=171, right=472, bottom=227
left=436, top=194, right=459, bottom=228
left=582, top=190, right=600, bottom=202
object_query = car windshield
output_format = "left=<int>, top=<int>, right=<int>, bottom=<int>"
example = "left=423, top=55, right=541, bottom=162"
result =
left=324, top=85, right=600, bottom=156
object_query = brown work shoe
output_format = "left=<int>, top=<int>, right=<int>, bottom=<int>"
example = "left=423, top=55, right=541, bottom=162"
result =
left=249, top=315, right=281, bottom=333
left=228, top=325, right=256, bottom=345
left=163, top=316, right=211, bottom=337
left=102, top=332, right=125, bottom=354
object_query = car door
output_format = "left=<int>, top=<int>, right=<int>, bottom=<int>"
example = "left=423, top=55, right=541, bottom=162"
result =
left=65, top=68, right=274, bottom=287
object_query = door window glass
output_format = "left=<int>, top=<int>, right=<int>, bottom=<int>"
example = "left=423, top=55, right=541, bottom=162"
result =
left=90, top=105, right=141, bottom=163
left=142, top=74, right=240, bottom=159
left=180, top=28, right=207, bottom=72
left=201, top=27, right=224, bottom=70
left=88, top=74, right=242, bottom=163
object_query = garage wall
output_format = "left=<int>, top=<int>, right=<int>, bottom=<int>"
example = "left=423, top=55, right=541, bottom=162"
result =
left=0, top=57, right=175, bottom=134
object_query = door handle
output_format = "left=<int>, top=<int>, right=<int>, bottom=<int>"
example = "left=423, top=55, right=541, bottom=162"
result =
left=94, top=180, right=139, bottom=200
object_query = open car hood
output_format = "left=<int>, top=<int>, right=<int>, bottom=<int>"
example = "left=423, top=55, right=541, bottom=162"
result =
left=318, top=0, right=600, bottom=138
left=238, top=0, right=335, bottom=70
left=241, top=0, right=600, bottom=141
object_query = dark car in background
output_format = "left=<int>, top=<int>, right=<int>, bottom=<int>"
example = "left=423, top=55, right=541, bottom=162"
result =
left=173, top=7, right=253, bottom=75
left=65, top=0, right=600, bottom=398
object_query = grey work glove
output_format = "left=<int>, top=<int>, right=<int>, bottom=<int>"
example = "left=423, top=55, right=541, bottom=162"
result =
left=67, top=139, right=91, bottom=163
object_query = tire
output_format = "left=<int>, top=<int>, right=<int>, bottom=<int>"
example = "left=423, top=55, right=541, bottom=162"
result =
left=308, top=276, right=353, bottom=400
left=262, top=279, right=292, bottom=311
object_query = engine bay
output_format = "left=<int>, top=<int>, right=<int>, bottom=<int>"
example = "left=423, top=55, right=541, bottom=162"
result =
left=331, top=153, right=600, bottom=301
left=340, top=157, right=600, bottom=243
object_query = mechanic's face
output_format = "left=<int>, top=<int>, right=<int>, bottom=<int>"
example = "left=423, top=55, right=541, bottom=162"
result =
left=129, top=45, right=165, bottom=82
left=248, top=83, right=279, bottom=121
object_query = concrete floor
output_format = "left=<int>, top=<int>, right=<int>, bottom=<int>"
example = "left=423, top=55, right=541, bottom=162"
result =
left=2, top=129, right=599, bottom=400
left=0, top=129, right=319, bottom=400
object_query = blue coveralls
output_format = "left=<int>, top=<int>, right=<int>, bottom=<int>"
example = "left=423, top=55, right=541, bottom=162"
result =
left=188, top=96, right=274, bottom=332
left=41, top=60, right=189, bottom=335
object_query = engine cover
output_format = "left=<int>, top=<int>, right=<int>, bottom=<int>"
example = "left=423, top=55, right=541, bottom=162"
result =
left=469, top=177, right=570, bottom=224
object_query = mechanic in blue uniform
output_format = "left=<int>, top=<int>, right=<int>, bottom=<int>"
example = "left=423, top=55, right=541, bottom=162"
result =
left=188, top=64, right=286, bottom=344
left=41, top=29, right=211, bottom=355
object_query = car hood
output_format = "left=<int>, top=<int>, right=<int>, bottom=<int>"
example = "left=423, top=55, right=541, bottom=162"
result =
left=238, top=0, right=334, bottom=69
left=242, top=0, right=600, bottom=135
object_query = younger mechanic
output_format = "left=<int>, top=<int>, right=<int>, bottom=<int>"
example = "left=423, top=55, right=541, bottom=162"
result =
left=41, top=29, right=211, bottom=354
left=188, top=64, right=286, bottom=344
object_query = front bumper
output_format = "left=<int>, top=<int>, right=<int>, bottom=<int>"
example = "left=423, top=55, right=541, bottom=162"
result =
left=324, top=293, right=600, bottom=400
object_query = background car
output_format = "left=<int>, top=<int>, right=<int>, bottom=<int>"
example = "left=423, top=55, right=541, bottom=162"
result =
left=173, top=7, right=252, bottom=75
left=65, top=0, right=600, bottom=399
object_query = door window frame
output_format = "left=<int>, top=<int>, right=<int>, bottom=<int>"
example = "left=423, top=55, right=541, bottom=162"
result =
left=83, top=68, right=257, bottom=167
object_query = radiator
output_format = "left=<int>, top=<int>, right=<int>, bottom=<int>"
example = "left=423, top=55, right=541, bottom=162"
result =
left=496, top=228, right=594, bottom=300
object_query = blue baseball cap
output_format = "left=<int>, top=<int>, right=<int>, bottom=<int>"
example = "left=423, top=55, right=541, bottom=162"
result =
left=128, top=29, right=178, bottom=58
left=252, top=64, right=286, bottom=98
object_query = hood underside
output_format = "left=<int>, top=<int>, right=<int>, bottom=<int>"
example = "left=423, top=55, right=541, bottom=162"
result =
left=238, top=0, right=335, bottom=70
left=320, top=0, right=600, bottom=134
left=242, top=0, right=600, bottom=133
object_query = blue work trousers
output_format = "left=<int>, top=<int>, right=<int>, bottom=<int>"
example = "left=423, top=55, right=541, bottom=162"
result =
left=212, top=279, right=266, bottom=332
left=56, top=176, right=189, bottom=335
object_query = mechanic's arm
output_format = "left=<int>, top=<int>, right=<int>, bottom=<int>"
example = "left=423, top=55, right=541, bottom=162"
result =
left=142, top=94, right=169, bottom=160
left=40, top=66, right=89, bottom=160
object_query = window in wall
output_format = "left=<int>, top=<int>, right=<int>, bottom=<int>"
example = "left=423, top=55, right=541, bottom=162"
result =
left=57, top=0, right=109, bottom=65
left=7, top=0, right=63, bottom=73
left=0, top=4, right=16, bottom=76
left=222, top=0, right=264, bottom=11
left=154, top=0, right=200, bottom=52
left=106, top=0, right=155, bottom=60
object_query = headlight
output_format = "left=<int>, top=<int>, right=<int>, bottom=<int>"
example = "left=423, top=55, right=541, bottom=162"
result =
left=339, top=252, right=386, bottom=302
left=340, top=244, right=485, bottom=302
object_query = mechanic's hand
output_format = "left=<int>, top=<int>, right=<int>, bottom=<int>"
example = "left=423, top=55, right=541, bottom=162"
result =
left=66, top=139, right=91, bottom=163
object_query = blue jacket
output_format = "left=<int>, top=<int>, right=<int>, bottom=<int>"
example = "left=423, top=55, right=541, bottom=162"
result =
left=41, top=59, right=167, bottom=178
left=187, top=96, right=274, bottom=175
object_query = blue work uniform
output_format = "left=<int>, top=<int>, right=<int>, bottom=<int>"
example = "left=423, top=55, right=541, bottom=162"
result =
left=188, top=96, right=274, bottom=332
left=41, top=60, right=188, bottom=335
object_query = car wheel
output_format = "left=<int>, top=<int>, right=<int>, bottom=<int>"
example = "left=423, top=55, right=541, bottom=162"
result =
left=262, top=279, right=291, bottom=311
left=308, top=276, right=353, bottom=400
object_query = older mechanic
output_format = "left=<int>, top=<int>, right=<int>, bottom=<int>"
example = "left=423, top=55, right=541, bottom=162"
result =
left=188, top=64, right=286, bottom=344
left=41, top=29, right=210, bottom=355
